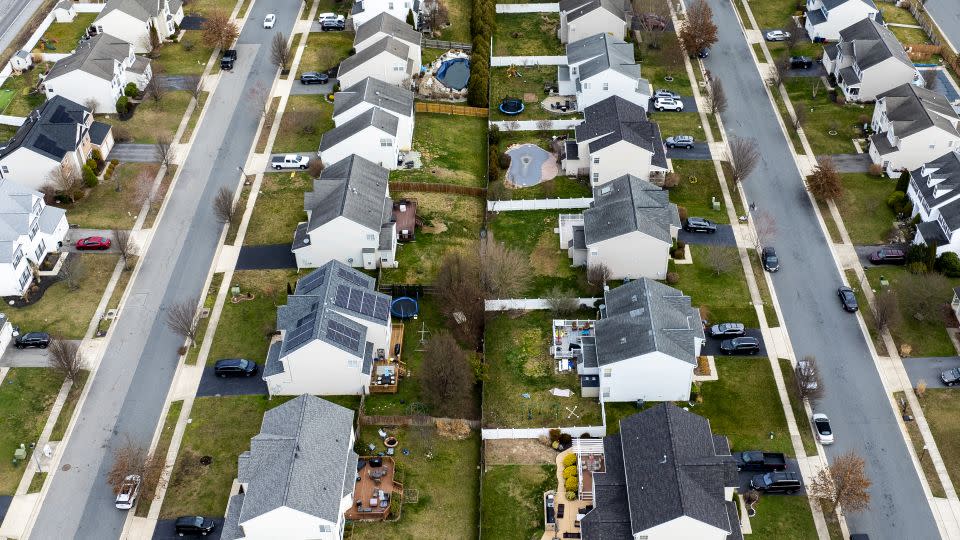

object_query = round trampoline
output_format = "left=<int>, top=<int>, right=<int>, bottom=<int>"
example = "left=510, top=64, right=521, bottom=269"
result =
left=436, top=58, right=470, bottom=90
left=499, top=97, right=525, bottom=115
left=506, top=144, right=551, bottom=187
left=390, top=297, right=419, bottom=319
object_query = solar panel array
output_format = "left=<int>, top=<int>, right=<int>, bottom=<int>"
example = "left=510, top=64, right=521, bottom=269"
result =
left=285, top=311, right=318, bottom=352
left=326, top=319, right=362, bottom=351
left=297, top=267, right=328, bottom=295
left=333, top=284, right=390, bottom=321
left=337, top=267, right=368, bottom=287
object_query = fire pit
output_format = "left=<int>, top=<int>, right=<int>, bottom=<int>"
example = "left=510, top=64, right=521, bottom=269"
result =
left=384, top=436, right=399, bottom=448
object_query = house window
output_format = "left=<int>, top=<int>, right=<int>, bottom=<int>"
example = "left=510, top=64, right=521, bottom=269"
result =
left=393, top=65, right=404, bottom=71
left=930, top=143, right=937, bottom=149
left=18, top=267, right=30, bottom=289
left=583, top=82, right=590, bottom=90
left=602, top=82, right=608, bottom=91
left=592, top=157, right=599, bottom=164
left=319, top=525, right=332, bottom=533
left=348, top=359, right=359, bottom=369
left=602, top=388, right=610, bottom=398
left=389, top=1, right=394, bottom=7
left=591, top=172, right=599, bottom=181
left=366, top=234, right=375, bottom=241
left=0, top=166, right=7, bottom=174
left=34, top=239, right=46, bottom=260
left=28, top=219, right=38, bottom=240
left=380, top=139, right=392, bottom=147
left=12, top=247, right=22, bottom=268
left=603, top=368, right=611, bottom=378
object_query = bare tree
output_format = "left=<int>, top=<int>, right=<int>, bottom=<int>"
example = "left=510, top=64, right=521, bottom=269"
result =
left=479, top=233, right=530, bottom=299
left=753, top=210, right=778, bottom=251
left=248, top=80, right=271, bottom=120
left=59, top=254, right=85, bottom=291
left=678, top=0, right=718, bottom=57
left=46, top=162, right=83, bottom=202
left=188, top=79, right=204, bottom=102
left=767, top=56, right=790, bottom=88
left=271, top=32, right=291, bottom=71
left=144, top=73, right=165, bottom=103
left=785, top=23, right=801, bottom=51
left=213, top=186, right=237, bottom=225
left=434, top=251, right=484, bottom=343
left=810, top=451, right=872, bottom=514
left=133, top=169, right=155, bottom=207
left=705, top=244, right=735, bottom=276
left=806, top=157, right=844, bottom=202
left=49, top=337, right=83, bottom=380
left=872, top=290, right=902, bottom=333
left=795, top=355, right=824, bottom=401
left=113, top=229, right=134, bottom=270
left=420, top=332, right=474, bottom=416
left=201, top=9, right=239, bottom=50
left=587, top=263, right=612, bottom=286
left=154, top=132, right=175, bottom=168
left=727, top=136, right=761, bottom=184
left=546, top=287, right=580, bottom=316
left=106, top=436, right=167, bottom=506
left=706, top=78, right=727, bottom=115
left=165, top=296, right=200, bottom=346
left=793, top=106, right=806, bottom=130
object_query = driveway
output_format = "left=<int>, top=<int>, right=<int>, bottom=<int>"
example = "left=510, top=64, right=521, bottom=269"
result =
left=62, top=228, right=121, bottom=254
left=665, top=142, right=711, bottom=160
left=648, top=95, right=698, bottom=113
left=196, top=366, right=268, bottom=397
left=1, top=340, right=82, bottom=367
left=236, top=244, right=297, bottom=270
left=785, top=64, right=826, bottom=78
left=156, top=75, right=200, bottom=91
left=854, top=245, right=906, bottom=268
left=152, top=518, right=223, bottom=540
left=28, top=2, right=306, bottom=538
left=701, top=328, right=766, bottom=357
left=704, top=0, right=939, bottom=535
left=263, top=154, right=313, bottom=173
left=289, top=79, right=337, bottom=95
left=903, top=357, right=960, bottom=389
left=179, top=16, right=206, bottom=31
left=678, top=225, right=736, bottom=247
left=821, top=153, right=871, bottom=173
left=734, top=457, right=804, bottom=495
left=108, top=144, right=161, bottom=163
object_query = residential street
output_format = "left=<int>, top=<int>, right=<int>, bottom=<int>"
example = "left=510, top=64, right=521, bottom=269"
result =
left=0, top=0, right=43, bottom=59
left=26, top=2, right=303, bottom=538
left=702, top=0, right=939, bottom=537
left=924, top=0, right=960, bottom=50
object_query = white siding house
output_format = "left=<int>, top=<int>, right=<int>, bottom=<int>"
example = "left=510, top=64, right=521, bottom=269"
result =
left=868, top=83, right=960, bottom=175
left=558, top=0, right=626, bottom=44
left=805, top=0, right=882, bottom=42
left=91, top=0, right=185, bottom=53
left=558, top=33, right=651, bottom=111
left=906, top=151, right=960, bottom=256
left=354, top=13, right=421, bottom=68
left=0, top=179, right=69, bottom=297
left=822, top=18, right=919, bottom=102
left=351, top=0, right=420, bottom=30
left=333, top=77, right=414, bottom=154
left=337, top=37, right=417, bottom=89
left=318, top=108, right=401, bottom=169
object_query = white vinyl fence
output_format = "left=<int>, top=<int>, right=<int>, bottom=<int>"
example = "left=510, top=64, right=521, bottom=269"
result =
left=487, top=197, right=592, bottom=211
left=485, top=298, right=600, bottom=311
left=491, top=55, right=567, bottom=66
left=490, top=118, right=583, bottom=130
left=495, top=3, right=560, bottom=12
left=0, top=115, right=25, bottom=126
left=481, top=425, right=607, bottom=439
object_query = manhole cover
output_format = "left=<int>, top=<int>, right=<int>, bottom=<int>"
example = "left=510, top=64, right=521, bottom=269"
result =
left=61, top=464, right=71, bottom=471
left=200, top=455, right=213, bottom=465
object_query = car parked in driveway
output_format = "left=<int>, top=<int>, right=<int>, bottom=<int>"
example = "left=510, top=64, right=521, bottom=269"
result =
left=838, top=286, right=859, bottom=312
left=683, top=217, right=716, bottom=233
left=765, top=30, right=791, bottom=41
left=213, top=358, right=258, bottom=378
left=720, top=336, right=760, bottom=355
left=708, top=322, right=745, bottom=338
left=174, top=515, right=217, bottom=536
left=653, top=89, right=680, bottom=100
left=263, top=13, right=275, bottom=28
left=869, top=248, right=906, bottom=265
left=789, top=56, right=813, bottom=69
left=321, top=18, right=346, bottom=30
left=813, top=413, right=834, bottom=445
left=751, top=471, right=802, bottom=493
left=318, top=12, right=345, bottom=24
left=761, top=246, right=780, bottom=272
left=15, top=331, right=50, bottom=349
left=76, top=236, right=111, bottom=250
left=666, top=135, right=694, bottom=148
left=653, top=96, right=684, bottom=111
left=941, top=368, right=960, bottom=386
left=300, top=71, right=329, bottom=85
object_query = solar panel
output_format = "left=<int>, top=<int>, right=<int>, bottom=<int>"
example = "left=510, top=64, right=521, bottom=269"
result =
left=373, top=296, right=390, bottom=320
left=347, top=288, right=363, bottom=312
left=285, top=323, right=314, bottom=352
left=326, top=319, right=361, bottom=351
left=337, top=267, right=368, bottom=287
left=295, top=310, right=317, bottom=328
left=360, top=292, right=376, bottom=316
left=334, top=285, right=350, bottom=308
left=297, top=267, right=328, bottom=294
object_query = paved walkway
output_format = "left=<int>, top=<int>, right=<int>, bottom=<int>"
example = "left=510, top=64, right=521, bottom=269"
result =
left=108, top=144, right=161, bottom=163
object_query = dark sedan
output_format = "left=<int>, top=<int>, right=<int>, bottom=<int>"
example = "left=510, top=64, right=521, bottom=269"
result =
left=213, top=358, right=258, bottom=378
left=838, top=286, right=859, bottom=312
left=174, top=515, right=216, bottom=536
left=720, top=336, right=760, bottom=355
left=761, top=246, right=780, bottom=272
left=300, top=71, right=329, bottom=85
left=942, top=368, right=960, bottom=386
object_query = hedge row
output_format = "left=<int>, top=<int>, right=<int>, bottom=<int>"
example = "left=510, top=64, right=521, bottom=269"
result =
left=467, top=0, right=494, bottom=107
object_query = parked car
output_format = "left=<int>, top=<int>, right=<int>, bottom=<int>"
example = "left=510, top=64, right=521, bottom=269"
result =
left=15, top=332, right=50, bottom=349
left=708, top=322, right=745, bottom=338
left=683, top=217, right=716, bottom=233
left=720, top=336, right=760, bottom=355
left=653, top=89, right=680, bottom=100
left=796, top=359, right=819, bottom=391
left=300, top=71, right=329, bottom=85
left=115, top=474, right=141, bottom=510
left=869, top=248, right=906, bottom=265
left=318, top=12, right=345, bottom=23
left=735, top=450, right=787, bottom=472
left=321, top=18, right=346, bottom=31
left=789, top=56, right=813, bottom=69
left=837, top=286, right=858, bottom=312
left=751, top=471, right=802, bottom=493
left=213, top=358, right=258, bottom=377
left=813, top=413, right=834, bottom=445
left=666, top=135, right=694, bottom=149
left=271, top=154, right=310, bottom=170
left=697, top=48, right=709, bottom=58
left=263, top=13, right=276, bottom=28
left=75, top=236, right=111, bottom=250
left=941, top=367, right=960, bottom=386
left=174, top=516, right=217, bottom=536
left=765, top=30, right=791, bottom=42
left=220, top=49, right=237, bottom=70
left=653, top=96, right=684, bottom=111
left=761, top=246, right=780, bottom=272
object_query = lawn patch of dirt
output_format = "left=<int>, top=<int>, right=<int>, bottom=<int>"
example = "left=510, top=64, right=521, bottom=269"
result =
left=484, top=439, right=556, bottom=465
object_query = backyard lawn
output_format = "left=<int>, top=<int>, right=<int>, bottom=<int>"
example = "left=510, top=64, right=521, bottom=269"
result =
left=431, top=0, right=472, bottom=42
left=490, top=130, right=591, bottom=199
left=918, top=389, right=960, bottom=490
left=243, top=172, right=311, bottom=245
left=32, top=14, right=97, bottom=53
left=670, top=245, right=758, bottom=328
left=391, top=113, right=488, bottom=188
left=837, top=172, right=897, bottom=245
left=0, top=66, right=49, bottom=117
left=749, top=494, right=819, bottom=540
left=784, top=77, right=874, bottom=156
left=670, top=159, right=729, bottom=224
left=273, top=95, right=333, bottom=153
left=107, top=90, right=192, bottom=144
left=54, top=163, right=160, bottom=229
left=0, top=368, right=65, bottom=495
left=878, top=2, right=921, bottom=25
left=490, top=66, right=570, bottom=121
left=891, top=25, right=931, bottom=46
left=483, top=311, right=603, bottom=428
left=493, top=13, right=562, bottom=56
left=297, top=31, right=354, bottom=78
left=481, top=464, right=555, bottom=540
left=633, top=35, right=692, bottom=96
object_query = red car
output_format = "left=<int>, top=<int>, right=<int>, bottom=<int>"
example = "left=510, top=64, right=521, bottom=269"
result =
left=75, top=236, right=111, bottom=250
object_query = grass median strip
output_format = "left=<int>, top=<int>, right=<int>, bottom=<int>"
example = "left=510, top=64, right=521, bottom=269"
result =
left=180, top=91, right=209, bottom=144
left=895, top=391, right=946, bottom=498
left=777, top=359, right=817, bottom=457
left=746, top=248, right=780, bottom=326
left=136, top=400, right=184, bottom=517
left=0, top=368, right=66, bottom=495
left=844, top=269, right=886, bottom=356
left=48, top=370, right=89, bottom=442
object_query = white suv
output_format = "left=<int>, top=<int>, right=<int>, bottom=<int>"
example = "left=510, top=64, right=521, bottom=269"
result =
left=115, top=474, right=141, bottom=510
left=318, top=12, right=345, bottom=23
left=653, top=96, right=684, bottom=111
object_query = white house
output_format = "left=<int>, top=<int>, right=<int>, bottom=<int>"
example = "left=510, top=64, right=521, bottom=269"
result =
left=557, top=174, right=679, bottom=280
left=351, top=0, right=420, bottom=30
left=0, top=96, right=113, bottom=191
left=53, top=0, right=77, bottom=23
left=8, top=50, right=32, bottom=72
left=293, top=155, right=397, bottom=270
left=581, top=404, right=741, bottom=540
left=91, top=0, right=185, bottom=53
left=42, top=33, right=152, bottom=113
left=906, top=151, right=960, bottom=256
left=822, top=18, right=918, bottom=102
left=577, top=278, right=703, bottom=402
left=318, top=108, right=402, bottom=169
left=561, top=95, right=668, bottom=186
left=337, top=37, right=416, bottom=89
left=805, top=0, right=882, bottom=42
left=558, top=33, right=651, bottom=111
left=0, top=179, right=69, bottom=297
left=354, top=13, right=421, bottom=68
left=558, top=0, right=626, bottom=44
left=263, top=261, right=392, bottom=397
left=869, top=83, right=960, bottom=175
left=333, top=77, right=414, bottom=153
left=220, top=395, right=357, bottom=540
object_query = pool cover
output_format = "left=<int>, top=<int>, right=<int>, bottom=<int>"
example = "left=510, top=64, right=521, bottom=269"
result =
left=506, top=144, right=550, bottom=187
left=437, top=58, right=470, bottom=90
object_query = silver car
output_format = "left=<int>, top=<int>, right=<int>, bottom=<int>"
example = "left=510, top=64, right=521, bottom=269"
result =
left=765, top=30, right=791, bottom=41
left=666, top=135, right=694, bottom=148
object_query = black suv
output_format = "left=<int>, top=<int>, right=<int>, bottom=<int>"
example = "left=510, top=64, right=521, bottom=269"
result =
left=789, top=56, right=813, bottom=69
left=720, top=336, right=760, bottom=355
left=174, top=516, right=216, bottom=536
left=683, top=217, right=717, bottom=233
left=15, top=332, right=50, bottom=349
left=751, top=471, right=802, bottom=493
left=762, top=246, right=780, bottom=272
left=220, top=49, right=237, bottom=70
left=321, top=19, right=346, bottom=31
left=300, top=71, right=329, bottom=85
left=213, top=358, right=258, bottom=378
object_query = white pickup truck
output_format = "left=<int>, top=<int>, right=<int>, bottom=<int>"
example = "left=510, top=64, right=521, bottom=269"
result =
left=271, top=154, right=310, bottom=170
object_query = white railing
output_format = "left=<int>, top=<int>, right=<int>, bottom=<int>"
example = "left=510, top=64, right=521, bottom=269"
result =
left=485, top=298, right=600, bottom=311
left=481, top=425, right=606, bottom=439
left=490, top=118, right=583, bottom=130
left=487, top=197, right=592, bottom=211
left=0, top=115, right=26, bottom=126
left=495, top=3, right=560, bottom=13
left=491, top=55, right=568, bottom=66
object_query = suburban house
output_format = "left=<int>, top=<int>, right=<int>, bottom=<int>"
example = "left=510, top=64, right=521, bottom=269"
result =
left=336, top=37, right=417, bottom=89
left=822, top=18, right=918, bottom=102
left=351, top=0, right=420, bottom=30
left=580, top=404, right=741, bottom=540
left=869, top=83, right=960, bottom=175
left=41, top=33, right=153, bottom=113
left=576, top=278, right=704, bottom=402
left=558, top=0, right=626, bottom=44
left=220, top=395, right=358, bottom=540
left=318, top=108, right=402, bottom=169
left=0, top=96, right=113, bottom=191
left=805, top=0, right=882, bottom=42
left=906, top=150, right=960, bottom=255
left=0, top=179, right=68, bottom=297
left=293, top=155, right=397, bottom=270
left=91, top=0, right=185, bottom=53
left=561, top=95, right=668, bottom=186
left=558, top=33, right=651, bottom=111
left=333, top=77, right=414, bottom=153
left=53, top=0, right=77, bottom=23
left=262, top=261, right=392, bottom=396
left=354, top=13, right=421, bottom=67
left=557, top=174, right=679, bottom=280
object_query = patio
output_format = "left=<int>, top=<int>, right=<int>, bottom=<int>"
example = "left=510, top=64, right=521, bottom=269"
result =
left=540, top=443, right=604, bottom=540
left=346, top=456, right=404, bottom=521
left=542, top=95, right=578, bottom=114
left=369, top=323, right=406, bottom=394
left=552, top=319, right=596, bottom=370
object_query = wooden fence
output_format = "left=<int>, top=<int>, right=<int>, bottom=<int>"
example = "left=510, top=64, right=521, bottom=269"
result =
left=360, top=414, right=481, bottom=428
left=415, top=102, right=488, bottom=117
left=422, top=39, right=472, bottom=51
left=389, top=181, right=486, bottom=197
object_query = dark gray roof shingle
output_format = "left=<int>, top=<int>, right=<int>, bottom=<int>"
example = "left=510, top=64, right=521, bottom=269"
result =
left=354, top=12, right=421, bottom=48
left=837, top=18, right=912, bottom=70
left=301, top=154, right=391, bottom=234
left=334, top=77, right=414, bottom=119
left=560, top=0, right=625, bottom=22
left=566, top=33, right=643, bottom=82
left=576, top=96, right=664, bottom=158
left=45, top=33, right=133, bottom=81
left=877, top=83, right=960, bottom=139
left=337, top=36, right=410, bottom=77
left=0, top=95, right=88, bottom=161
left=910, top=151, right=960, bottom=232
left=583, top=174, right=678, bottom=245
left=319, top=107, right=399, bottom=152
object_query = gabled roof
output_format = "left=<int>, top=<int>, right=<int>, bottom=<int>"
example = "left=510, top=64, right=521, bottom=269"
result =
left=575, top=96, right=666, bottom=168
left=354, top=12, right=421, bottom=48
left=838, top=18, right=911, bottom=70
left=232, top=395, right=357, bottom=526
left=334, top=77, right=414, bottom=119
left=337, top=36, right=410, bottom=77
left=877, top=83, right=960, bottom=139
left=820, top=0, right=878, bottom=11
left=45, top=33, right=131, bottom=82
left=0, top=180, right=58, bottom=255
left=559, top=0, right=625, bottom=22
left=95, top=0, right=161, bottom=22
left=595, top=278, right=702, bottom=365
left=0, top=95, right=88, bottom=162
left=301, top=154, right=391, bottom=234
left=566, top=33, right=642, bottom=82
left=583, top=174, right=679, bottom=245
left=910, top=151, right=960, bottom=232
left=319, top=107, right=399, bottom=152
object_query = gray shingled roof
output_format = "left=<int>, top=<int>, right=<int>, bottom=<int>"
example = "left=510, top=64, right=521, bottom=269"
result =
left=910, top=151, right=960, bottom=232
left=560, top=0, right=625, bottom=22
left=877, top=83, right=960, bottom=139
left=95, top=0, right=160, bottom=22
left=583, top=174, right=679, bottom=245
left=0, top=180, right=61, bottom=262
left=595, top=278, right=702, bottom=365
left=233, top=395, right=358, bottom=527
left=821, top=0, right=878, bottom=11
left=0, top=95, right=88, bottom=161
left=567, top=33, right=641, bottom=82
left=582, top=404, right=739, bottom=539
left=319, top=107, right=399, bottom=152
left=576, top=96, right=665, bottom=162
left=354, top=12, right=421, bottom=48
left=837, top=17, right=912, bottom=70
left=300, top=154, right=392, bottom=234
left=806, top=8, right=826, bottom=25
left=334, top=77, right=414, bottom=119
left=337, top=36, right=410, bottom=78
left=45, top=33, right=132, bottom=82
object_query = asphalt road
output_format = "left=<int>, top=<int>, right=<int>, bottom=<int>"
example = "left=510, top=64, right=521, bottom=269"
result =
left=0, top=0, right=43, bottom=57
left=924, top=0, right=960, bottom=51
left=27, top=2, right=303, bottom=538
left=703, top=0, right=939, bottom=536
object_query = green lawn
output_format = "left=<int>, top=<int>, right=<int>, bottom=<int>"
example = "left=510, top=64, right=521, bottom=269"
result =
left=490, top=130, right=591, bottom=199
left=185, top=0, right=242, bottom=16
left=649, top=111, right=706, bottom=143
left=749, top=494, right=819, bottom=540
left=670, top=160, right=729, bottom=225
left=490, top=66, right=572, bottom=121
left=745, top=0, right=799, bottom=31
left=670, top=245, right=758, bottom=328
left=180, top=91, right=209, bottom=143
left=837, top=173, right=896, bottom=245
left=49, top=370, right=89, bottom=442
left=634, top=35, right=692, bottom=96
left=784, top=77, right=874, bottom=156
left=878, top=3, right=921, bottom=25
left=274, top=95, right=332, bottom=153
left=891, top=25, right=931, bottom=46
left=483, top=311, right=603, bottom=428
left=493, top=13, right=562, bottom=56
left=897, top=391, right=946, bottom=498
left=10, top=254, right=119, bottom=339
left=106, top=90, right=192, bottom=144
left=777, top=359, right=817, bottom=457
left=481, top=464, right=555, bottom=540
left=391, top=113, right=487, bottom=188
left=0, top=66, right=49, bottom=116
left=32, top=14, right=97, bottom=53
left=602, top=401, right=643, bottom=434
left=243, top=172, right=311, bottom=245
left=54, top=163, right=159, bottom=229
left=865, top=266, right=958, bottom=357
left=297, top=32, right=354, bottom=78
left=154, top=33, right=215, bottom=76
left=0, top=368, right=65, bottom=495
left=917, top=389, right=960, bottom=491
left=431, top=0, right=472, bottom=43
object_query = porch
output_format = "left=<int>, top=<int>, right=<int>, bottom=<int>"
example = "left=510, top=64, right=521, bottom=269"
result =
left=345, top=456, right=405, bottom=521
left=369, top=323, right=406, bottom=394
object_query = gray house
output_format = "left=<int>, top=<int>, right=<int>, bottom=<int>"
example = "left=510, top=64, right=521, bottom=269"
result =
left=581, top=403, right=741, bottom=540
left=907, top=150, right=960, bottom=256
left=558, top=0, right=626, bottom=44
left=220, top=395, right=357, bottom=540
left=822, top=18, right=918, bottom=101
left=318, top=107, right=402, bottom=169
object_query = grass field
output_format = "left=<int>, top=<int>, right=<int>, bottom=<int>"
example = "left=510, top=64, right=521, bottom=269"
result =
left=0, top=66, right=48, bottom=117
left=670, top=159, right=729, bottom=225
left=432, top=0, right=472, bottom=43
left=0, top=368, right=65, bottom=495
left=243, top=172, right=311, bottom=245
left=48, top=370, right=89, bottom=442
left=109, top=90, right=192, bottom=144
left=154, top=33, right=215, bottom=76
left=918, top=389, right=960, bottom=491
left=670, top=245, right=759, bottom=328
left=493, top=13, right=562, bottom=56
left=837, top=172, right=897, bottom=245
left=749, top=494, right=819, bottom=540
left=297, top=31, right=353, bottom=77
left=32, top=14, right=97, bottom=53
left=784, top=77, right=873, bottom=156
left=490, top=66, right=572, bottom=121
left=391, top=113, right=488, bottom=188
left=55, top=163, right=160, bottom=230
left=481, top=464, right=555, bottom=540
left=273, top=95, right=333, bottom=153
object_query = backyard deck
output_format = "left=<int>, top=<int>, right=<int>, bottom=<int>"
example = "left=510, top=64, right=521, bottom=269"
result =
left=346, top=456, right=404, bottom=521
left=541, top=447, right=598, bottom=540
left=370, top=323, right=406, bottom=394
left=393, top=199, right=418, bottom=242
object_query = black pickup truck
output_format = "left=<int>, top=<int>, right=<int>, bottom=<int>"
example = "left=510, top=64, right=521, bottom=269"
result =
left=735, top=451, right=787, bottom=472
